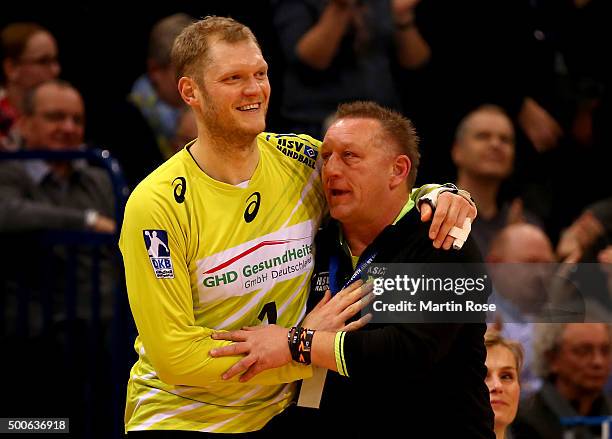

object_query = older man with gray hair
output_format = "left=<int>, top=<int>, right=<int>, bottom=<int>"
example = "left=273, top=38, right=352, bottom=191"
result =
left=513, top=323, right=612, bottom=439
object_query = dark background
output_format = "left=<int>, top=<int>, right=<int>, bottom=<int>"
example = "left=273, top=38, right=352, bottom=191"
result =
left=1, top=1, right=287, bottom=147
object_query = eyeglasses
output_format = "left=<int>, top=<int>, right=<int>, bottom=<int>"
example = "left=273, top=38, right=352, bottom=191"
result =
left=568, top=344, right=612, bottom=359
left=18, top=55, right=59, bottom=67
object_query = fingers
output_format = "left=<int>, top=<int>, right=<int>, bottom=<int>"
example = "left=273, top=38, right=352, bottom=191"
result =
left=221, top=355, right=258, bottom=380
left=506, top=198, right=524, bottom=225
left=337, top=282, right=373, bottom=311
left=335, top=279, right=363, bottom=299
left=241, top=325, right=269, bottom=331
left=209, top=342, right=250, bottom=358
left=428, top=194, right=448, bottom=241
left=239, top=364, right=265, bottom=382
left=420, top=203, right=432, bottom=222
left=455, top=204, right=469, bottom=234
left=563, top=249, right=582, bottom=264
left=433, top=196, right=459, bottom=248
left=342, top=313, right=372, bottom=332
left=312, top=290, right=332, bottom=311
left=212, top=330, right=246, bottom=342
left=441, top=235, right=454, bottom=251
left=339, top=291, right=374, bottom=321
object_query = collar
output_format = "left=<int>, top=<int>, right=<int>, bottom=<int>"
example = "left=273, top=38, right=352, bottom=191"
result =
left=338, top=198, right=415, bottom=246
left=23, top=159, right=51, bottom=184
left=23, top=156, right=87, bottom=185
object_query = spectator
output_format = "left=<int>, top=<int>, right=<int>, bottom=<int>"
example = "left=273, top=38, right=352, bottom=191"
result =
left=102, top=13, right=193, bottom=188
left=1, top=22, right=60, bottom=151
left=485, top=330, right=524, bottom=439
left=0, top=79, right=117, bottom=326
left=487, top=223, right=556, bottom=398
left=452, top=104, right=542, bottom=255
left=0, top=79, right=118, bottom=435
left=271, top=0, right=430, bottom=138
left=513, top=323, right=612, bottom=439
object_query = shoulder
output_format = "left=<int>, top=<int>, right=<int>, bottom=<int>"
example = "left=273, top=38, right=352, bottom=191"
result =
left=388, top=211, right=484, bottom=264
left=125, top=151, right=190, bottom=214
left=258, top=132, right=321, bottom=170
left=0, top=160, right=28, bottom=182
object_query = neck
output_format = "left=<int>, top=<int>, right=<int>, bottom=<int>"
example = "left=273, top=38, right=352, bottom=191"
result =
left=190, top=131, right=259, bottom=185
left=494, top=425, right=506, bottom=439
left=456, top=173, right=501, bottom=220
left=555, top=380, right=599, bottom=416
left=49, top=162, right=72, bottom=180
left=342, top=194, right=408, bottom=257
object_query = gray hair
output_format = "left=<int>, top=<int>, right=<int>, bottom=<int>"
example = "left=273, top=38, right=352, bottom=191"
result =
left=22, top=79, right=76, bottom=116
left=533, top=322, right=612, bottom=379
left=454, top=104, right=512, bottom=141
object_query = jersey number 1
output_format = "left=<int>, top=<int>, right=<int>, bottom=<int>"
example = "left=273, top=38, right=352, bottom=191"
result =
left=258, top=302, right=277, bottom=324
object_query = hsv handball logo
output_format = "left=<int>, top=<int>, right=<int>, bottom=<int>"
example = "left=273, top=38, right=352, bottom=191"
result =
left=143, top=229, right=174, bottom=279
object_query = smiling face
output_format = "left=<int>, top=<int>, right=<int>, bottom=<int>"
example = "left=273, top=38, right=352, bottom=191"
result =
left=485, top=345, right=521, bottom=432
left=193, top=38, right=270, bottom=145
left=321, top=117, right=410, bottom=227
left=20, top=82, right=84, bottom=151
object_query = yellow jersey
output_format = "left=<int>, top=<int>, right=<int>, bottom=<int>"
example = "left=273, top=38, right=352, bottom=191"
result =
left=120, top=133, right=324, bottom=433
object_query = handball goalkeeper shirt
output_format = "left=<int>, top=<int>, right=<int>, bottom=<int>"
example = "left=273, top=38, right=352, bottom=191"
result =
left=119, top=133, right=325, bottom=433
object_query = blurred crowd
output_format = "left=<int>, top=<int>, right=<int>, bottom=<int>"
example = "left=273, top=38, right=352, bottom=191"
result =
left=1, top=1, right=611, bottom=438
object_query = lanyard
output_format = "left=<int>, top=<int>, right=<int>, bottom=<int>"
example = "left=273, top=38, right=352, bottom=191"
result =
left=328, top=248, right=378, bottom=295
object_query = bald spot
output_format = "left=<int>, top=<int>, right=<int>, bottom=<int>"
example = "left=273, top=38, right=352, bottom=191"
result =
left=489, top=224, right=555, bottom=263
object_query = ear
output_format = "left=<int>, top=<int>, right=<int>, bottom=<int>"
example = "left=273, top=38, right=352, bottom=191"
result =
left=389, top=155, right=411, bottom=190
left=451, top=141, right=462, bottom=165
left=147, top=59, right=162, bottom=83
left=177, top=76, right=200, bottom=108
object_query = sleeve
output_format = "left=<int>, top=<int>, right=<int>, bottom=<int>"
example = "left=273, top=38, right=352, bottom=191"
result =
left=272, top=0, right=319, bottom=65
left=0, top=163, right=87, bottom=232
left=588, top=196, right=612, bottom=235
left=409, top=183, right=440, bottom=205
left=338, top=234, right=488, bottom=379
left=340, top=323, right=463, bottom=379
left=119, top=186, right=312, bottom=387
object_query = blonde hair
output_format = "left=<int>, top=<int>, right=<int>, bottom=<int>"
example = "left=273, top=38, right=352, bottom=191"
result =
left=171, top=16, right=259, bottom=86
left=485, top=329, right=524, bottom=374
left=333, top=101, right=421, bottom=188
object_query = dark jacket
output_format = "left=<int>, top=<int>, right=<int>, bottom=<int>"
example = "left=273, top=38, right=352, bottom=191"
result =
left=299, top=209, right=495, bottom=438
left=513, top=381, right=612, bottom=439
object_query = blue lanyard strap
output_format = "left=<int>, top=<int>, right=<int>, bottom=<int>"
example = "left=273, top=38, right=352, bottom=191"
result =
left=328, top=249, right=378, bottom=295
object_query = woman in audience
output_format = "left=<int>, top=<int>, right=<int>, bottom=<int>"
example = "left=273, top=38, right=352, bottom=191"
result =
left=1, top=22, right=60, bottom=151
left=485, top=330, right=524, bottom=439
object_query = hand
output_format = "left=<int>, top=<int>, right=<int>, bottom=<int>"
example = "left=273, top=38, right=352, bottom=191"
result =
left=519, top=97, right=563, bottom=152
left=392, top=0, right=421, bottom=19
left=302, top=280, right=373, bottom=331
left=210, top=324, right=291, bottom=382
left=93, top=215, right=116, bottom=233
left=557, top=211, right=604, bottom=262
left=506, top=198, right=526, bottom=225
left=599, top=246, right=612, bottom=264
left=420, top=191, right=477, bottom=250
